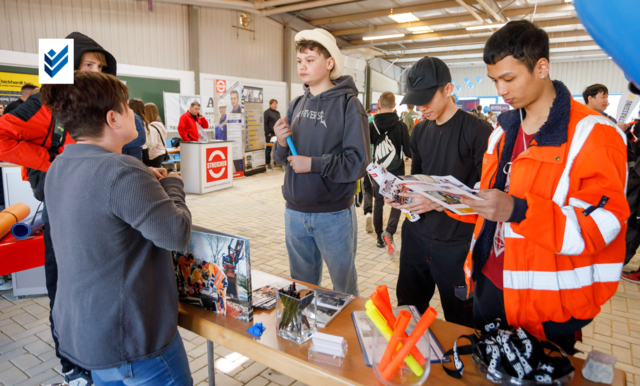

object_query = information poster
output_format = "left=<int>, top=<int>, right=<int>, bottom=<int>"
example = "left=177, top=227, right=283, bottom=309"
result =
left=163, top=92, right=201, bottom=132
left=215, top=80, right=245, bottom=178
left=0, top=72, right=40, bottom=107
left=243, top=86, right=265, bottom=153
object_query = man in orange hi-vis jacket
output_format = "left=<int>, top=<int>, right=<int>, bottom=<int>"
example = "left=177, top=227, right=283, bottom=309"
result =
left=207, top=263, right=228, bottom=315
left=390, top=21, right=628, bottom=354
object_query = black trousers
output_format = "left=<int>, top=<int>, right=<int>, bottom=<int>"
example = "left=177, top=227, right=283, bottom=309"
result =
left=372, top=179, right=401, bottom=236
left=396, top=224, right=474, bottom=327
left=265, top=134, right=273, bottom=165
left=473, top=272, right=591, bottom=355
left=42, top=205, right=81, bottom=374
left=363, top=175, right=373, bottom=215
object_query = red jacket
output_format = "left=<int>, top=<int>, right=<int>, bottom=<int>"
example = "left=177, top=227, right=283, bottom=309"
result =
left=0, top=94, right=74, bottom=178
left=178, top=112, right=209, bottom=142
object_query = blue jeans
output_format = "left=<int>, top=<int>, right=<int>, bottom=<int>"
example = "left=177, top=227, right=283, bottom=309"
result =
left=92, top=331, right=193, bottom=386
left=285, top=205, right=360, bottom=296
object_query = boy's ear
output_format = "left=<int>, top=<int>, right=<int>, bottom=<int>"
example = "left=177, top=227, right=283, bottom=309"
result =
left=327, top=56, right=335, bottom=72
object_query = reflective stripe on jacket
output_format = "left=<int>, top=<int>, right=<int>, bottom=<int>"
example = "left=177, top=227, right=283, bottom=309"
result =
left=449, top=80, right=629, bottom=338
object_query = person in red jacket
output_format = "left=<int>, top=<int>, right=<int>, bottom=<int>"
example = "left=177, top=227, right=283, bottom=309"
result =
left=177, top=101, right=209, bottom=141
left=0, top=32, right=119, bottom=386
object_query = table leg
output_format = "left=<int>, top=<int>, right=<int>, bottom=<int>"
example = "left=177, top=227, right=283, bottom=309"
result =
left=207, top=340, right=215, bottom=386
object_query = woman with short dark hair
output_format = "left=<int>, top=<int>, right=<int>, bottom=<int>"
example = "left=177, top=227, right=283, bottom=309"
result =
left=41, top=70, right=193, bottom=386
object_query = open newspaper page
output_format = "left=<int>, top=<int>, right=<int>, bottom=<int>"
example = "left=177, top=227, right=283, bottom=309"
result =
left=399, top=174, right=483, bottom=215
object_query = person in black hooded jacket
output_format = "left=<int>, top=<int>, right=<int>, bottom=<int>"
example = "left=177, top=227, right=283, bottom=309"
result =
left=369, top=92, right=411, bottom=253
left=0, top=32, right=122, bottom=386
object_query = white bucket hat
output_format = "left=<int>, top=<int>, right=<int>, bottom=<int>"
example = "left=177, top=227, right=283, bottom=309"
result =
left=294, top=28, right=343, bottom=80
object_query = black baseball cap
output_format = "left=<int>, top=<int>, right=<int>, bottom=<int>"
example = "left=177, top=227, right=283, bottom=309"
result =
left=630, top=81, right=640, bottom=95
left=400, top=56, right=452, bottom=106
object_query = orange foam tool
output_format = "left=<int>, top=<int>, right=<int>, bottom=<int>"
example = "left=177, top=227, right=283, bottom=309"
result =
left=375, top=285, right=392, bottom=310
left=381, top=307, right=438, bottom=381
left=0, top=203, right=30, bottom=239
left=378, top=310, right=412, bottom=372
left=370, top=292, right=426, bottom=365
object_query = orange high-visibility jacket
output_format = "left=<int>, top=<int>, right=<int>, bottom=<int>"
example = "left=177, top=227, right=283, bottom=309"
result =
left=450, top=81, right=629, bottom=339
left=207, top=264, right=227, bottom=290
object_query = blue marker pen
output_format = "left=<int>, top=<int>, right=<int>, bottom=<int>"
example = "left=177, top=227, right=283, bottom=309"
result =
left=286, top=137, right=298, bottom=156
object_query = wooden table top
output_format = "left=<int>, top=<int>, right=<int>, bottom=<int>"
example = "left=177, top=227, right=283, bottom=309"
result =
left=178, top=286, right=625, bottom=386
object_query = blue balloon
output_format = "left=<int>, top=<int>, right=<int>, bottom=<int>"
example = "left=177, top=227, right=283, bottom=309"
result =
left=451, top=78, right=455, bottom=84
left=452, top=93, right=459, bottom=103
left=464, top=77, right=470, bottom=84
left=574, top=0, right=640, bottom=89
left=468, top=81, right=474, bottom=90
left=476, top=75, right=482, bottom=83
left=455, top=85, right=462, bottom=93
left=483, top=106, right=490, bottom=114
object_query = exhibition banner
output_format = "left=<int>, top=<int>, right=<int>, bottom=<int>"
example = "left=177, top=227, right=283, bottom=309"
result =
left=0, top=72, right=40, bottom=107
left=616, top=91, right=640, bottom=123
left=215, top=80, right=245, bottom=178
left=163, top=92, right=202, bottom=132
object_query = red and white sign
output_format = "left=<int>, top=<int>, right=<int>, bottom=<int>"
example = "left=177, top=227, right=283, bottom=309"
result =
left=216, top=79, right=226, bottom=94
left=206, top=147, right=228, bottom=183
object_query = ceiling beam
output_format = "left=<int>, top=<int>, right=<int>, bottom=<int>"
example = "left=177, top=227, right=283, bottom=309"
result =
left=263, top=0, right=360, bottom=15
left=331, top=3, right=574, bottom=37
left=438, top=53, right=609, bottom=66
left=308, top=1, right=459, bottom=26
left=348, top=17, right=582, bottom=45
left=395, top=49, right=607, bottom=63
left=476, top=0, right=506, bottom=22
left=454, top=0, right=486, bottom=22
left=384, top=41, right=601, bottom=60
left=377, top=30, right=590, bottom=52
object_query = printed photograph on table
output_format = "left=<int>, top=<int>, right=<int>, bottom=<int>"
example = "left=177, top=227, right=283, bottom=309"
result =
left=173, top=226, right=253, bottom=322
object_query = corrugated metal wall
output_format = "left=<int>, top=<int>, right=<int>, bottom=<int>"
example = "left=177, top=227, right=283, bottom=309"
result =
left=200, top=8, right=283, bottom=82
left=371, top=70, right=400, bottom=94
left=290, top=28, right=302, bottom=85
left=449, top=59, right=627, bottom=98
left=0, top=0, right=190, bottom=70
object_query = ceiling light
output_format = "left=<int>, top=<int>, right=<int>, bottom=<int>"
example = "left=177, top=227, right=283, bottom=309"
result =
left=389, top=13, right=419, bottom=23
left=565, top=0, right=572, bottom=2
left=363, top=34, right=405, bottom=41
left=466, top=23, right=507, bottom=31
left=407, top=26, right=434, bottom=34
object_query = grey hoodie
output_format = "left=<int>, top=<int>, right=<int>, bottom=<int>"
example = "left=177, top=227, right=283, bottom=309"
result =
left=274, top=76, right=370, bottom=213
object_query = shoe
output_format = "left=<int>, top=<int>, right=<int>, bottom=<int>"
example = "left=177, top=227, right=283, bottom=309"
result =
left=365, top=213, right=374, bottom=233
left=621, top=269, right=640, bottom=284
left=267, top=164, right=273, bottom=170
left=381, top=231, right=396, bottom=256
left=376, top=236, right=385, bottom=248
left=0, top=276, right=12, bottom=291
left=64, top=367, right=93, bottom=386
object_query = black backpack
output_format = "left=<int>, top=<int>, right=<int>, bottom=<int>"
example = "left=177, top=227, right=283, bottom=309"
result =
left=27, top=118, right=66, bottom=202
left=371, top=119, right=404, bottom=171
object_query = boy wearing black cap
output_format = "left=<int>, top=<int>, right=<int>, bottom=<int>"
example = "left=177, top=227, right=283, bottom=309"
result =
left=387, top=56, right=492, bottom=326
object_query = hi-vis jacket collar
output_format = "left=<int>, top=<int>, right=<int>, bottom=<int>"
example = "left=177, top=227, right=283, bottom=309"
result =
left=497, top=80, right=572, bottom=148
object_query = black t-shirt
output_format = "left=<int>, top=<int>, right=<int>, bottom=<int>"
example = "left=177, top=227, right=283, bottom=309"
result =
left=407, top=108, right=493, bottom=244
left=4, top=99, right=23, bottom=114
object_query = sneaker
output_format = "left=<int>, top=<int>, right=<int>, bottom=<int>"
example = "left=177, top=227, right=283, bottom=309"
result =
left=365, top=213, right=374, bottom=233
left=0, top=276, right=12, bottom=291
left=267, top=164, right=273, bottom=170
left=621, top=269, right=640, bottom=284
left=382, top=231, right=396, bottom=256
left=64, top=367, right=93, bottom=386
left=376, top=236, right=385, bottom=248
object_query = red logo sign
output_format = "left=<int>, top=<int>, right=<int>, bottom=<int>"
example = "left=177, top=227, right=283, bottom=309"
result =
left=206, top=147, right=228, bottom=182
left=216, top=79, right=226, bottom=94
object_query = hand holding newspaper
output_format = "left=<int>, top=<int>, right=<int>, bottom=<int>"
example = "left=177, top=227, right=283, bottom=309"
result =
left=366, top=163, right=484, bottom=216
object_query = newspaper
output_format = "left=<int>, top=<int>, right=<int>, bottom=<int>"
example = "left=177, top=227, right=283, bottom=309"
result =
left=367, top=163, right=482, bottom=216
left=250, top=270, right=308, bottom=309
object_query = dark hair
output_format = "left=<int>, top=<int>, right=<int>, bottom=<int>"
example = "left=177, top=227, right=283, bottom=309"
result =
left=269, top=99, right=277, bottom=105
left=40, top=71, right=128, bottom=140
left=190, top=101, right=201, bottom=107
left=483, top=20, right=549, bottom=72
left=476, top=105, right=482, bottom=111
left=295, top=39, right=332, bottom=60
left=128, top=98, right=148, bottom=125
left=230, top=90, right=239, bottom=97
left=583, top=84, right=609, bottom=104
left=21, top=83, right=37, bottom=91
left=366, top=109, right=372, bottom=114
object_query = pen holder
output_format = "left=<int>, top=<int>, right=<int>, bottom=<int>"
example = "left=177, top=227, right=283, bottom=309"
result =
left=276, top=290, right=317, bottom=344
left=371, top=325, right=431, bottom=386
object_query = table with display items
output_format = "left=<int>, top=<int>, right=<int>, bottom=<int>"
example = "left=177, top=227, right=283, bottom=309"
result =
left=179, top=141, right=233, bottom=194
left=178, top=279, right=625, bottom=386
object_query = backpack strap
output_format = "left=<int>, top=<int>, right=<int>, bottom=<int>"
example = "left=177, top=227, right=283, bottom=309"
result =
left=150, top=122, right=167, bottom=150
left=372, top=119, right=380, bottom=135
left=48, top=120, right=66, bottom=162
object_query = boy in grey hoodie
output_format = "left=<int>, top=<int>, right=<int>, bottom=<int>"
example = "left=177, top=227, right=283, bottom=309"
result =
left=273, top=29, right=369, bottom=296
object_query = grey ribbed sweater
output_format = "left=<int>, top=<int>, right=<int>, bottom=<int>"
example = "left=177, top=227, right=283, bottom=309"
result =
left=44, top=144, right=192, bottom=370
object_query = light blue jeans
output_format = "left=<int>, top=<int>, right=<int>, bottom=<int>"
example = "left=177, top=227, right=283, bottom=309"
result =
left=285, top=204, right=360, bottom=296
left=91, top=331, right=193, bottom=386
